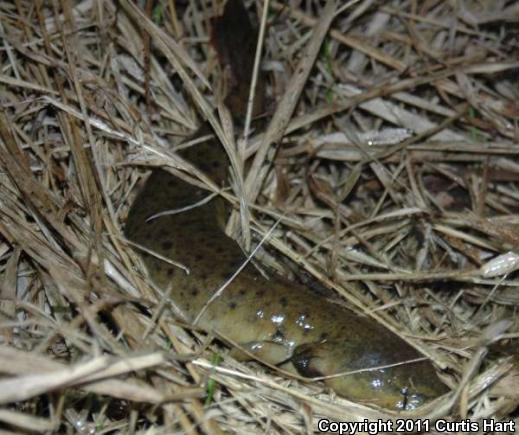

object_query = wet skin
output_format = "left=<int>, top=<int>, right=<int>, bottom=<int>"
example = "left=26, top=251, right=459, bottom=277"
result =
left=125, top=0, right=447, bottom=410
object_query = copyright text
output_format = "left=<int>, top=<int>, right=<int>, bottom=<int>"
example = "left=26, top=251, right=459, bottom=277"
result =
left=317, top=418, right=515, bottom=434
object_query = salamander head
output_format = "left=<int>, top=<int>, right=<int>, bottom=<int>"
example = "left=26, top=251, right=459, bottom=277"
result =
left=291, top=340, right=448, bottom=410
left=325, top=362, right=447, bottom=410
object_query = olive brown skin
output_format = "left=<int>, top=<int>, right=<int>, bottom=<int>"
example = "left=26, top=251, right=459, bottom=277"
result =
left=125, top=151, right=447, bottom=410
left=125, top=0, right=448, bottom=410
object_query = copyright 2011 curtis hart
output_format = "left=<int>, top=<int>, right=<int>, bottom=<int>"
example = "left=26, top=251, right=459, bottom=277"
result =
left=317, top=418, right=516, bottom=434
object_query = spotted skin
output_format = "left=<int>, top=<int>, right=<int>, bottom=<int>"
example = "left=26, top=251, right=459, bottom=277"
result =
left=125, top=0, right=447, bottom=409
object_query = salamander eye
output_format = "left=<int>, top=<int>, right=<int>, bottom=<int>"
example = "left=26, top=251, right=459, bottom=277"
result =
left=400, top=388, right=426, bottom=411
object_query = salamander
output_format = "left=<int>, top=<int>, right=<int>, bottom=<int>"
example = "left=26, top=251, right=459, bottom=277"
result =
left=125, top=0, right=448, bottom=410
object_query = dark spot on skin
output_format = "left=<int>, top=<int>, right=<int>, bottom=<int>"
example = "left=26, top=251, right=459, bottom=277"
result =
left=228, top=301, right=237, bottom=310
left=229, top=259, right=242, bottom=270
left=279, top=297, right=288, bottom=308
left=161, top=240, right=173, bottom=250
left=292, top=353, right=323, bottom=379
left=222, top=272, right=234, bottom=281
left=272, top=329, right=284, bottom=342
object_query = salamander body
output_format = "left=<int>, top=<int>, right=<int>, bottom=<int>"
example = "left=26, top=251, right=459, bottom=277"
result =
left=125, top=0, right=447, bottom=409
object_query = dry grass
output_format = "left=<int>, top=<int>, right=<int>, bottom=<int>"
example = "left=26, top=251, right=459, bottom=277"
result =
left=0, top=0, right=518, bottom=433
